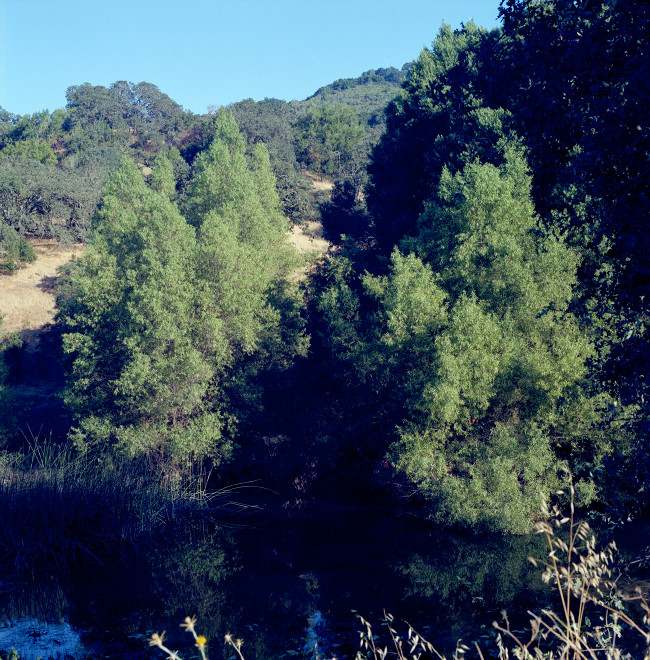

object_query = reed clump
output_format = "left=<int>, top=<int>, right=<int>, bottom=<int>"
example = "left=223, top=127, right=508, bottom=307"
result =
left=0, top=436, right=218, bottom=571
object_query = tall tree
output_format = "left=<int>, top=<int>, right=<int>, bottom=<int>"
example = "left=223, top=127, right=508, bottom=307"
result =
left=189, top=111, right=306, bottom=417
left=60, top=158, right=231, bottom=462
left=61, top=114, right=305, bottom=465
left=230, top=97, right=365, bottom=223
left=315, top=146, right=620, bottom=532
left=379, top=152, right=601, bottom=532
left=494, top=0, right=650, bottom=508
left=366, top=21, right=504, bottom=253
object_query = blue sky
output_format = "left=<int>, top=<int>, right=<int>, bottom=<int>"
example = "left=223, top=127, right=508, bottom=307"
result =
left=0, top=0, right=501, bottom=117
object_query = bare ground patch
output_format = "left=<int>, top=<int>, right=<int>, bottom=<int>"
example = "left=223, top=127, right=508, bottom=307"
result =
left=288, top=221, right=331, bottom=282
left=0, top=239, right=85, bottom=338
left=289, top=220, right=330, bottom=256
left=303, top=170, right=335, bottom=192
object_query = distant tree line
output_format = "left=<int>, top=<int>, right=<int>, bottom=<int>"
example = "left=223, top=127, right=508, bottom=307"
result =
left=0, top=69, right=403, bottom=257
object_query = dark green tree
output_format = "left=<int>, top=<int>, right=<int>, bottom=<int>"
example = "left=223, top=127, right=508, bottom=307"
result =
left=366, top=21, right=505, bottom=252
left=295, top=103, right=365, bottom=178
left=0, top=147, right=122, bottom=243
left=493, top=0, right=649, bottom=512
left=319, top=180, right=369, bottom=244
left=65, top=83, right=129, bottom=132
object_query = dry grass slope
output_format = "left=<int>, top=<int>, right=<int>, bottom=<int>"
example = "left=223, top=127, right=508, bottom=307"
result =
left=289, top=220, right=330, bottom=255
left=302, top=170, right=335, bottom=192
left=0, top=227, right=323, bottom=339
left=0, top=239, right=84, bottom=338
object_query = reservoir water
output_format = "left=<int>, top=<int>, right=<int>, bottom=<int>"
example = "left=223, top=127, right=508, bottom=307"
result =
left=0, top=500, right=646, bottom=659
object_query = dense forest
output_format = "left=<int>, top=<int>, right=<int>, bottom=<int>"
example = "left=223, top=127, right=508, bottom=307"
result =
left=0, top=0, right=648, bottom=548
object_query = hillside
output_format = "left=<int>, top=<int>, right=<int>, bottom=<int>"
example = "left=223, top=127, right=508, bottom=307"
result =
left=0, top=239, right=84, bottom=336
left=299, top=65, right=410, bottom=123
left=0, top=3, right=648, bottom=561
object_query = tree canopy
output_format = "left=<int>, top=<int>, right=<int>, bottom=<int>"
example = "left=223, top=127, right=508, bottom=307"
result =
left=59, top=113, right=305, bottom=464
left=2, top=14, right=647, bottom=533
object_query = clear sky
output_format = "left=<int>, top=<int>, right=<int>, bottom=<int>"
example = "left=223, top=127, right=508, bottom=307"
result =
left=0, top=0, right=502, bottom=117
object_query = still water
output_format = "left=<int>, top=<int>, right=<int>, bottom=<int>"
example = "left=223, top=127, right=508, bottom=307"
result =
left=0, top=501, right=619, bottom=659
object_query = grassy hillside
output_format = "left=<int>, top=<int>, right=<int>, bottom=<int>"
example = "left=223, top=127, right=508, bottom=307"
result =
left=299, top=65, right=409, bottom=123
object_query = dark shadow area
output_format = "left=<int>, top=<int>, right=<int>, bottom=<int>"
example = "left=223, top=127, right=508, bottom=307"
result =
left=35, top=274, right=58, bottom=293
left=4, top=325, right=71, bottom=445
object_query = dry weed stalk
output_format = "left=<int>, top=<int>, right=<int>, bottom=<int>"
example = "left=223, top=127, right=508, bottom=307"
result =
left=355, top=480, right=649, bottom=660
left=149, top=617, right=244, bottom=660
left=356, top=610, right=476, bottom=660
left=493, top=479, right=650, bottom=659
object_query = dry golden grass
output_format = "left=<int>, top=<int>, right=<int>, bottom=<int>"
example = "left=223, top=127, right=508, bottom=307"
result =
left=288, top=220, right=331, bottom=283
left=289, top=220, right=330, bottom=256
left=286, top=171, right=332, bottom=260
left=0, top=239, right=85, bottom=337
left=0, top=229, right=323, bottom=339
left=302, top=170, right=335, bottom=192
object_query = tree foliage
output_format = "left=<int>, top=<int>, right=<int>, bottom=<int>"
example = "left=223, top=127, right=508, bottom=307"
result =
left=60, top=113, right=304, bottom=465
left=0, top=138, right=57, bottom=166
left=383, top=154, right=596, bottom=532
left=229, top=98, right=316, bottom=223
left=0, top=156, right=109, bottom=242
left=2, top=23, right=647, bottom=531
left=295, top=103, right=365, bottom=179
left=60, top=158, right=228, bottom=460
left=319, top=179, right=370, bottom=243
left=0, top=81, right=197, bottom=247
left=310, top=6, right=649, bottom=528
left=367, top=21, right=504, bottom=252
left=493, top=0, right=650, bottom=510
left=316, top=151, right=602, bottom=532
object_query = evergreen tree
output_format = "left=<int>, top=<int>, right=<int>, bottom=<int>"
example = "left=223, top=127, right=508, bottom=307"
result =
left=367, top=21, right=504, bottom=252
left=379, top=152, right=596, bottom=533
left=61, top=158, right=231, bottom=462
left=318, top=149, right=610, bottom=533
left=61, top=115, right=305, bottom=465
left=189, top=111, right=306, bottom=422
left=150, top=149, right=178, bottom=200
left=491, top=0, right=649, bottom=515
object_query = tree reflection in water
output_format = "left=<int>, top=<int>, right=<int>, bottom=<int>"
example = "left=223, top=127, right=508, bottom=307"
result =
left=0, top=507, right=552, bottom=659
